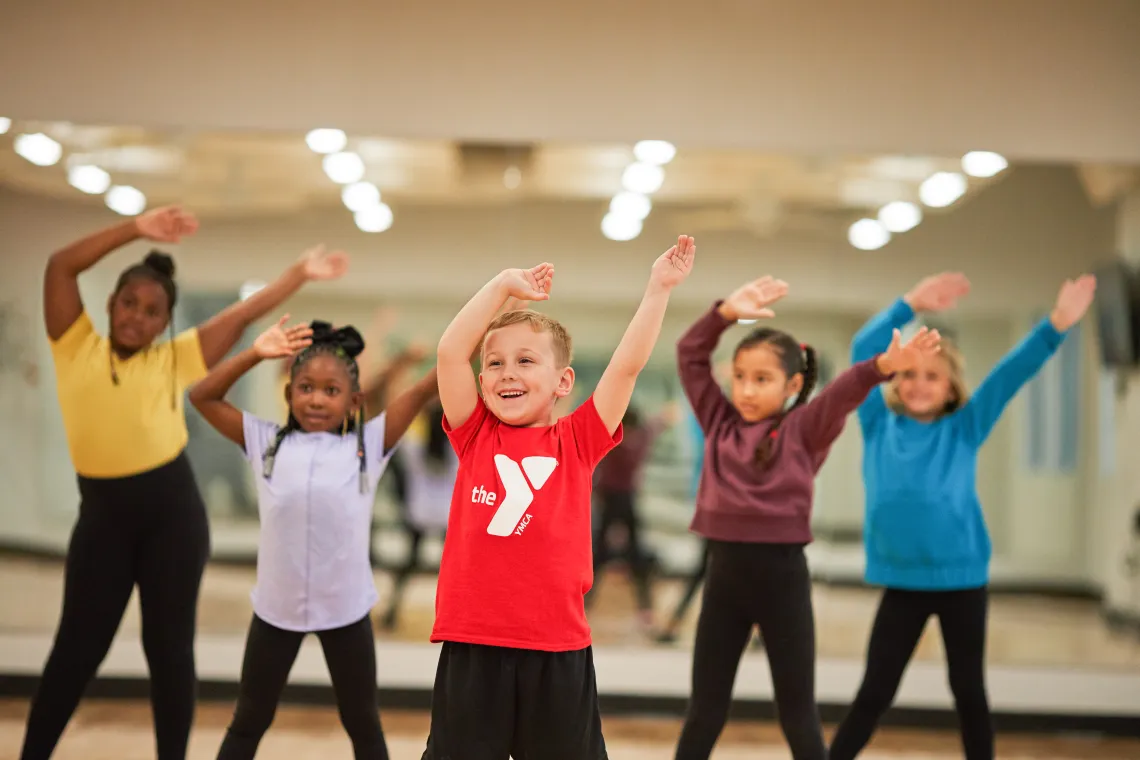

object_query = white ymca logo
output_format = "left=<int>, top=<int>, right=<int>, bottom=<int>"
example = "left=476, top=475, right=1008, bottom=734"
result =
left=470, top=454, right=558, bottom=537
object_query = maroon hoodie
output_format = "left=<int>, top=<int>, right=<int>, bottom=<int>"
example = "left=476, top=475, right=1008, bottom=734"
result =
left=678, top=301, right=889, bottom=544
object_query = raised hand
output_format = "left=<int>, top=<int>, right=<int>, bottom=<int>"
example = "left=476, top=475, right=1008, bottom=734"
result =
left=135, top=206, right=199, bottom=243
left=1049, top=274, right=1096, bottom=332
left=500, top=263, right=554, bottom=302
left=254, top=315, right=313, bottom=359
left=904, top=272, right=971, bottom=313
left=718, top=275, right=790, bottom=322
left=877, top=326, right=942, bottom=375
left=650, top=235, right=697, bottom=291
left=299, top=244, right=350, bottom=281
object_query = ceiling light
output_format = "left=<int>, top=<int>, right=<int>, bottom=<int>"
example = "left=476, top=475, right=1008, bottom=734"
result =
left=961, top=151, right=1008, bottom=178
left=67, top=165, right=111, bottom=195
left=341, top=181, right=381, bottom=212
left=239, top=280, right=267, bottom=301
left=609, top=192, right=652, bottom=221
left=919, top=171, right=967, bottom=208
left=848, top=218, right=891, bottom=251
left=877, top=201, right=922, bottom=233
left=14, top=133, right=62, bottom=167
left=105, top=185, right=147, bottom=216
left=621, top=162, right=665, bottom=194
left=355, top=202, right=394, bottom=233
left=305, top=128, right=347, bottom=154
left=322, top=151, right=366, bottom=184
left=633, top=140, right=676, bottom=165
left=601, top=212, right=642, bottom=241
left=0, top=117, right=11, bottom=135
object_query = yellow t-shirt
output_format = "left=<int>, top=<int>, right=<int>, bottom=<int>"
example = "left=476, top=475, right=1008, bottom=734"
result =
left=50, top=312, right=209, bottom=478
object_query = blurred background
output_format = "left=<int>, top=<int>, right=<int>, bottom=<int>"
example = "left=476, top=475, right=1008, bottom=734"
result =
left=1, top=0, right=1139, bottom=757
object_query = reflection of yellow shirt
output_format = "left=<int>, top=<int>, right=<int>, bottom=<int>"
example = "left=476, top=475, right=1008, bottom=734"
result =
left=49, top=312, right=208, bottom=478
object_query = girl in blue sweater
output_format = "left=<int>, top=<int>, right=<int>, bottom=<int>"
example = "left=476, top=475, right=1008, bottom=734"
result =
left=830, top=271, right=1096, bottom=760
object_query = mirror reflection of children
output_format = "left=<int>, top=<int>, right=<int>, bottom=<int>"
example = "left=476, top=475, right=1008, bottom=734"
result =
left=378, top=399, right=455, bottom=630
left=586, top=401, right=680, bottom=635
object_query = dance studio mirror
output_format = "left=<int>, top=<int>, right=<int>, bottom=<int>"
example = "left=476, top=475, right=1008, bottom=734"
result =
left=1, top=119, right=1138, bottom=685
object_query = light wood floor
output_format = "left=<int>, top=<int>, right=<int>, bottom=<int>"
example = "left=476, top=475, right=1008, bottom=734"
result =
left=2, top=556, right=1138, bottom=672
left=0, top=700, right=1138, bottom=760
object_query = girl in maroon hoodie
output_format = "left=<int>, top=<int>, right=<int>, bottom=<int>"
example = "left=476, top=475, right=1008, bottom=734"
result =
left=672, top=276, right=941, bottom=760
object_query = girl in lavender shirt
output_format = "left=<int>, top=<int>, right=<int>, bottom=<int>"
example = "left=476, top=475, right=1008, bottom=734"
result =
left=190, top=316, right=437, bottom=760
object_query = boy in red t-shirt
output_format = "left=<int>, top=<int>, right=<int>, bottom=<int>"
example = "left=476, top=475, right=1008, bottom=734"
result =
left=421, top=237, right=697, bottom=759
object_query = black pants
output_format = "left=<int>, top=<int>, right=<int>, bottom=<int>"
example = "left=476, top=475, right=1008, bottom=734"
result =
left=21, top=453, right=210, bottom=760
left=830, top=587, right=993, bottom=760
left=586, top=489, right=653, bottom=612
left=675, top=541, right=824, bottom=760
left=422, top=642, right=607, bottom=760
left=217, top=614, right=387, bottom=759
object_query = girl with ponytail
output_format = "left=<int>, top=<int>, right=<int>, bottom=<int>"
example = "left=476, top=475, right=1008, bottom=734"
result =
left=27, top=207, right=347, bottom=760
left=672, top=276, right=941, bottom=760
left=189, top=315, right=438, bottom=760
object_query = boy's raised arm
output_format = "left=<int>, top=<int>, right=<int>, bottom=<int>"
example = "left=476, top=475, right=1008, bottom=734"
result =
left=436, top=264, right=553, bottom=429
left=594, top=236, right=696, bottom=435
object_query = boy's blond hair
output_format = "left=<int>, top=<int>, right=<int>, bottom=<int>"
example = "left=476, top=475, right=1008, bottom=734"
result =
left=479, top=310, right=574, bottom=368
left=883, top=337, right=970, bottom=417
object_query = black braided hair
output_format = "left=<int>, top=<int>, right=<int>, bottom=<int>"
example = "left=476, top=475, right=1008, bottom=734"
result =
left=733, top=327, right=818, bottom=468
left=262, top=321, right=369, bottom=492
left=109, top=251, right=179, bottom=409
left=424, top=401, right=449, bottom=475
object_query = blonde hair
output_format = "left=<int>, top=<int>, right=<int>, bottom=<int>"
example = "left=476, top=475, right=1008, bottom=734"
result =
left=883, top=337, right=970, bottom=418
left=479, top=310, right=573, bottom=368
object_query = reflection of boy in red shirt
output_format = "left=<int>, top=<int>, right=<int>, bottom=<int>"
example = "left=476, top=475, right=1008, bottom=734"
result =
left=422, top=238, right=697, bottom=760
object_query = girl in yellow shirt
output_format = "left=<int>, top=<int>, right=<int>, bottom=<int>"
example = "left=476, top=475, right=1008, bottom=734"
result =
left=22, top=206, right=348, bottom=760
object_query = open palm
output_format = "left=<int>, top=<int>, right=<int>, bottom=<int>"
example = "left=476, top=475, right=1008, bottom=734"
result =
left=136, top=206, right=199, bottom=243
left=650, top=235, right=696, bottom=290
left=503, top=263, right=553, bottom=301
left=723, top=275, right=790, bottom=321
left=1050, top=274, right=1096, bottom=331
left=299, top=245, right=350, bottom=281
left=254, top=316, right=313, bottom=359
left=883, top=327, right=942, bottom=373
left=905, top=272, right=971, bottom=313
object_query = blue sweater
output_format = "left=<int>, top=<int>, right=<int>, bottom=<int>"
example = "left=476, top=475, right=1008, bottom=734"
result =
left=852, top=298, right=1066, bottom=590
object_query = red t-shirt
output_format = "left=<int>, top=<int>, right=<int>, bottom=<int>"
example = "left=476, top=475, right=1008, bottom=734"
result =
left=430, top=395, right=622, bottom=651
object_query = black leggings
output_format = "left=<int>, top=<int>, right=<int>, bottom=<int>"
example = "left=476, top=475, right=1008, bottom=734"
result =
left=21, top=453, right=210, bottom=760
left=586, top=489, right=653, bottom=612
left=217, top=614, right=388, bottom=760
left=675, top=541, right=824, bottom=760
left=830, top=587, right=992, bottom=760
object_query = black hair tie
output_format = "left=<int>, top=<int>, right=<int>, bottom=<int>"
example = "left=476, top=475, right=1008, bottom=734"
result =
left=309, top=320, right=365, bottom=358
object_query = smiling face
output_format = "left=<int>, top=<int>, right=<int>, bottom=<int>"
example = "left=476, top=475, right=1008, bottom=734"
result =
left=107, top=275, right=172, bottom=354
left=479, top=320, right=574, bottom=427
left=285, top=352, right=363, bottom=433
left=896, top=355, right=954, bottom=419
